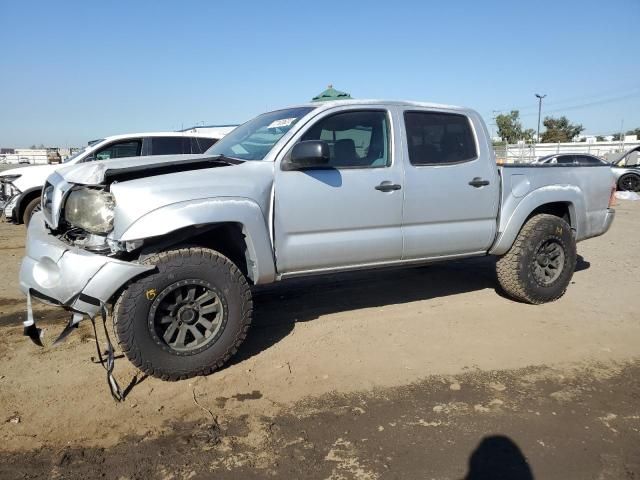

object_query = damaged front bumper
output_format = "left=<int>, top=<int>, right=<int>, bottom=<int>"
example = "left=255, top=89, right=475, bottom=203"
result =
left=20, top=211, right=154, bottom=319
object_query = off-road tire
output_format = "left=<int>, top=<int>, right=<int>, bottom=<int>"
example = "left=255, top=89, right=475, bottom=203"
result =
left=22, top=197, right=41, bottom=226
left=113, top=247, right=252, bottom=381
left=496, top=214, right=577, bottom=304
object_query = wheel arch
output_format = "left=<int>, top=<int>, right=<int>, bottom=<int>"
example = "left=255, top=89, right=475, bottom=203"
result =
left=491, top=186, right=583, bottom=256
left=118, top=197, right=276, bottom=285
left=16, top=187, right=42, bottom=224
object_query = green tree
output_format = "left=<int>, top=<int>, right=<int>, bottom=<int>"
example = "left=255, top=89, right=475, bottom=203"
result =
left=540, top=116, right=585, bottom=143
left=625, top=128, right=640, bottom=138
left=522, top=128, right=536, bottom=143
left=612, top=133, right=622, bottom=141
left=495, top=110, right=526, bottom=143
left=596, top=136, right=606, bottom=142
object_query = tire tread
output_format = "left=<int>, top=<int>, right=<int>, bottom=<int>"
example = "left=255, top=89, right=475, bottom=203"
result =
left=496, top=214, right=574, bottom=305
left=113, top=247, right=252, bottom=381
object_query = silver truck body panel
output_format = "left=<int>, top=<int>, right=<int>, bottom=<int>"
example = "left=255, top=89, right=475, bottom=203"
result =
left=397, top=108, right=501, bottom=259
left=119, top=197, right=276, bottom=284
left=491, top=165, right=615, bottom=255
left=273, top=104, right=404, bottom=272
left=55, top=153, right=207, bottom=186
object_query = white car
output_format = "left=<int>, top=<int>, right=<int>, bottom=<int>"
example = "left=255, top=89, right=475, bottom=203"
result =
left=0, top=130, right=234, bottom=225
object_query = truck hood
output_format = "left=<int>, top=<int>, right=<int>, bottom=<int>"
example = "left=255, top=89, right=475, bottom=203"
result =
left=55, top=153, right=211, bottom=186
left=109, top=160, right=274, bottom=239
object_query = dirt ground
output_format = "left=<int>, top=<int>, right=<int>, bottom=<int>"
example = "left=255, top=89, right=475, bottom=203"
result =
left=0, top=201, right=639, bottom=479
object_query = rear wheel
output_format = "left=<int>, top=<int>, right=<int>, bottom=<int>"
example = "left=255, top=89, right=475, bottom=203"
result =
left=496, top=214, right=576, bottom=304
left=22, top=197, right=41, bottom=226
left=618, top=174, right=640, bottom=192
left=114, top=247, right=253, bottom=381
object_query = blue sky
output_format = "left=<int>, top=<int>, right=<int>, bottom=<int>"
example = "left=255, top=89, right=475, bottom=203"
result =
left=1, top=0, right=638, bottom=147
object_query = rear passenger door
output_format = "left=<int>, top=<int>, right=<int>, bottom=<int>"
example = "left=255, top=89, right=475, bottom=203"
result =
left=400, top=110, right=500, bottom=259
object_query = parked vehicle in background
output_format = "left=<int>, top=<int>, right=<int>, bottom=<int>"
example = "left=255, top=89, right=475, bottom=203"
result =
left=18, top=157, right=30, bottom=164
left=46, top=148, right=63, bottom=165
left=0, top=131, right=231, bottom=225
left=610, top=146, right=640, bottom=191
left=21, top=99, right=617, bottom=383
left=532, top=153, right=608, bottom=166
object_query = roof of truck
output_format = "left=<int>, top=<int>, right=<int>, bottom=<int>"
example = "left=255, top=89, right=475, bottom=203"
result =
left=294, top=99, right=469, bottom=111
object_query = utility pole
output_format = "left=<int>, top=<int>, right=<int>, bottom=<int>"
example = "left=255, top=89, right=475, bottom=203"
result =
left=535, top=94, right=546, bottom=143
left=491, top=110, right=500, bottom=140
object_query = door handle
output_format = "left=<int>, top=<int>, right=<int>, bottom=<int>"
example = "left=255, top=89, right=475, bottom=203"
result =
left=468, top=177, right=490, bottom=188
left=375, top=181, right=402, bottom=192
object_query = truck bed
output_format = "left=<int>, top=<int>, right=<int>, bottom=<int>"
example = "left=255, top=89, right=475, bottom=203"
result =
left=491, top=163, right=615, bottom=255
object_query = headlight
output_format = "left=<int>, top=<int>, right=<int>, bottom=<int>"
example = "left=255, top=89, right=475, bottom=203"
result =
left=64, top=188, right=115, bottom=234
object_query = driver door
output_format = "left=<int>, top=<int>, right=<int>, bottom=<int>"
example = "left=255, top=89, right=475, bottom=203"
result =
left=274, top=108, right=404, bottom=274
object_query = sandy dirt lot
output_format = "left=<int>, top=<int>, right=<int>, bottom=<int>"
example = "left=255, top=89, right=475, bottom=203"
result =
left=0, top=201, right=639, bottom=479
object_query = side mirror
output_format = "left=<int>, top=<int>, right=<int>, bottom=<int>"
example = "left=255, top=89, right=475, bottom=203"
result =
left=282, top=140, right=330, bottom=171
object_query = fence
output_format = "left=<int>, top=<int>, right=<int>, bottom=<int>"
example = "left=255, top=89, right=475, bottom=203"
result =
left=494, top=141, right=640, bottom=164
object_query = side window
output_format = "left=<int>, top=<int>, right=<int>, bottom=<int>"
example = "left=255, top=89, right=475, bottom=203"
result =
left=94, top=140, right=142, bottom=161
left=404, top=111, right=477, bottom=165
left=300, top=110, right=390, bottom=168
left=576, top=155, right=601, bottom=166
left=151, top=137, right=190, bottom=155
left=556, top=155, right=575, bottom=164
left=191, top=137, right=217, bottom=154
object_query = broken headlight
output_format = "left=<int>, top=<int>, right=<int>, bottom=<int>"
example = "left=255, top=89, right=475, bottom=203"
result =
left=64, top=187, right=115, bottom=234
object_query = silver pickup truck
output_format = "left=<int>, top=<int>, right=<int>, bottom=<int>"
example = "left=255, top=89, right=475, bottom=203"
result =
left=20, top=100, right=616, bottom=382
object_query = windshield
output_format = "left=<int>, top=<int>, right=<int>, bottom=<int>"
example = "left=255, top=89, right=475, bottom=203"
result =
left=64, top=144, right=94, bottom=163
left=204, top=107, right=315, bottom=160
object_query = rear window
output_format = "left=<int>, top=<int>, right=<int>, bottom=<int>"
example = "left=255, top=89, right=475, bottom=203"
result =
left=404, top=111, right=477, bottom=165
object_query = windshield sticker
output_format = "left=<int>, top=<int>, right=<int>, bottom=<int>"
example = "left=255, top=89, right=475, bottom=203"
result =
left=267, top=118, right=296, bottom=129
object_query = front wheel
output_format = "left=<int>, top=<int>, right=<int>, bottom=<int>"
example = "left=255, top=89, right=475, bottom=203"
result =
left=114, top=247, right=253, bottom=381
left=496, top=214, right=577, bottom=304
left=22, top=197, right=41, bottom=226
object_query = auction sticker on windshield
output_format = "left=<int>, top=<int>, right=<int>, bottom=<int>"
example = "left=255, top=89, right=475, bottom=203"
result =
left=267, top=118, right=296, bottom=129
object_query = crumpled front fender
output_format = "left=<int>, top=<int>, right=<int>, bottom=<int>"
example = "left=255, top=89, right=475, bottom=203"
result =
left=117, top=197, right=276, bottom=284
